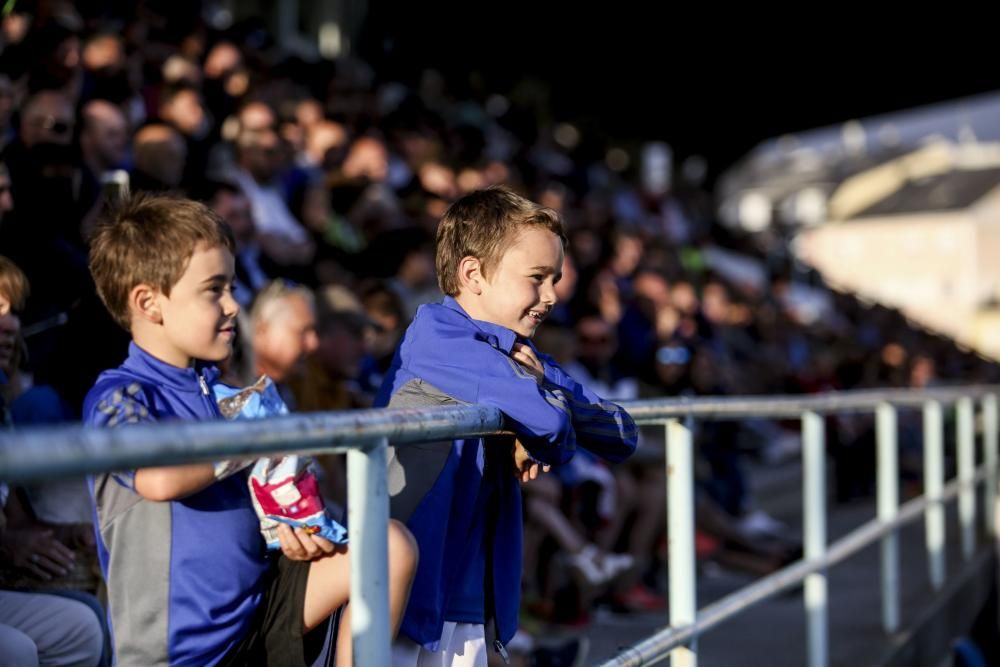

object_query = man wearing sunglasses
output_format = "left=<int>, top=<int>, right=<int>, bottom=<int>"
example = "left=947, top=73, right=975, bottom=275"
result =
left=20, top=90, right=75, bottom=147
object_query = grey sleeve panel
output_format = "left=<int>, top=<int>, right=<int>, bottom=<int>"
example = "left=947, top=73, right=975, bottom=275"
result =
left=386, top=379, right=464, bottom=524
left=92, top=473, right=143, bottom=532
left=94, top=474, right=172, bottom=667
left=387, top=377, right=468, bottom=410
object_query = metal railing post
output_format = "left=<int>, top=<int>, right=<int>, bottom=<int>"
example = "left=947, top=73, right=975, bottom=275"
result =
left=983, top=394, right=998, bottom=539
left=923, top=400, right=946, bottom=590
left=876, top=402, right=899, bottom=634
left=957, top=397, right=976, bottom=561
left=667, top=418, right=698, bottom=667
left=802, top=411, right=828, bottom=667
left=347, top=436, right=390, bottom=664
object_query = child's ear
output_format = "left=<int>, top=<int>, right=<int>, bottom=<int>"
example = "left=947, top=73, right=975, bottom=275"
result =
left=458, top=256, right=484, bottom=295
left=130, top=283, right=163, bottom=324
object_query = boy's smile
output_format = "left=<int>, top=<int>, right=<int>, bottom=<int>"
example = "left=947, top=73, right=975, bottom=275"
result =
left=459, top=226, right=564, bottom=338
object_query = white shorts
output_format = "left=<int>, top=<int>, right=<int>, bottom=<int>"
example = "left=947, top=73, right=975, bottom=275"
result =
left=392, top=622, right=487, bottom=667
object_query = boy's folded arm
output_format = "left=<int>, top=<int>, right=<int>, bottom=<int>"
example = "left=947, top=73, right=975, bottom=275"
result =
left=404, top=334, right=576, bottom=466
left=479, top=380, right=576, bottom=466
left=538, top=352, right=639, bottom=463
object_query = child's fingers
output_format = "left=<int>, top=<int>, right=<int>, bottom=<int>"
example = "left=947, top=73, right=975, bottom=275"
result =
left=278, top=524, right=308, bottom=560
left=518, top=463, right=542, bottom=483
left=511, top=344, right=544, bottom=380
left=308, top=535, right=337, bottom=555
left=294, top=528, right=324, bottom=559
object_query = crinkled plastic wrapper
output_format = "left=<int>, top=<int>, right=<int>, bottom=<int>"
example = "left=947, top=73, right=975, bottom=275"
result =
left=213, top=376, right=348, bottom=549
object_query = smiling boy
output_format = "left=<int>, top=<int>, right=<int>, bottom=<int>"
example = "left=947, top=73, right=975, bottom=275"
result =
left=377, top=185, right=637, bottom=666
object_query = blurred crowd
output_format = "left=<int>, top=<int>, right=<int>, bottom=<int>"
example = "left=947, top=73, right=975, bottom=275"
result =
left=0, top=2, right=996, bottom=664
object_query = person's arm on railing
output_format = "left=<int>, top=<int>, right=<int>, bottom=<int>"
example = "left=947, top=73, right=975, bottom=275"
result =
left=88, top=382, right=248, bottom=501
left=520, top=344, right=638, bottom=463
left=397, top=321, right=577, bottom=466
left=134, top=464, right=219, bottom=501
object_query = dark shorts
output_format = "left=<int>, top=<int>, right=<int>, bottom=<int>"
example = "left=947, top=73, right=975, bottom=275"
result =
left=219, top=555, right=340, bottom=667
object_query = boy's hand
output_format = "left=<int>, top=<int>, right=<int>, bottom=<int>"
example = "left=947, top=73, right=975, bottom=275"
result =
left=277, top=523, right=338, bottom=561
left=513, top=438, right=550, bottom=483
left=512, top=342, right=544, bottom=384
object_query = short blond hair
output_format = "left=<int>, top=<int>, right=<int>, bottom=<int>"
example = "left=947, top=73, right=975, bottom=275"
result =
left=88, top=193, right=234, bottom=330
left=435, top=185, right=566, bottom=296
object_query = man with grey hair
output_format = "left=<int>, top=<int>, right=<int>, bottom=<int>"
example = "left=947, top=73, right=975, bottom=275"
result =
left=248, top=280, right=319, bottom=407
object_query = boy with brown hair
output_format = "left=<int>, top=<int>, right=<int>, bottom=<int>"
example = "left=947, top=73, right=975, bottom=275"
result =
left=85, top=193, right=415, bottom=666
left=377, top=185, right=637, bottom=665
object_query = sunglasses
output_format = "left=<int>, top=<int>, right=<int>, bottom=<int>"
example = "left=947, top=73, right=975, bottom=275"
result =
left=656, top=346, right=691, bottom=366
left=32, top=115, right=74, bottom=136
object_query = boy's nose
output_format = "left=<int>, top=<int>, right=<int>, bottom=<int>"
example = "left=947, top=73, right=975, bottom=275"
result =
left=541, top=281, right=558, bottom=306
left=222, top=290, right=240, bottom=318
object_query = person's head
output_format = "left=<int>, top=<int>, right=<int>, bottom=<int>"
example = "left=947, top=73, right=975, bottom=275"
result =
left=701, top=279, right=730, bottom=324
left=340, top=135, right=388, bottom=183
left=304, top=119, right=347, bottom=167
left=0, top=255, right=28, bottom=373
left=20, top=90, right=75, bottom=147
left=133, top=123, right=186, bottom=188
left=159, top=83, right=207, bottom=138
left=632, top=269, right=671, bottom=320
left=235, top=102, right=280, bottom=183
left=203, top=41, right=242, bottom=80
left=250, top=280, right=319, bottom=382
left=199, top=180, right=254, bottom=246
left=670, top=279, right=698, bottom=316
left=88, top=194, right=238, bottom=368
left=360, top=281, right=406, bottom=359
left=574, top=313, right=616, bottom=368
left=161, top=55, right=201, bottom=88
left=654, top=343, right=691, bottom=388
left=436, top=185, right=567, bottom=338
left=0, top=163, right=13, bottom=224
left=314, top=286, right=371, bottom=380
left=608, top=230, right=643, bottom=278
left=910, top=353, right=936, bottom=388
left=81, top=32, right=124, bottom=73
left=80, top=99, right=129, bottom=172
left=294, top=98, right=323, bottom=130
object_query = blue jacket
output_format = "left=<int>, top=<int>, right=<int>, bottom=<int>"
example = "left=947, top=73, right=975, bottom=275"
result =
left=376, top=297, right=637, bottom=650
left=84, top=343, right=269, bottom=667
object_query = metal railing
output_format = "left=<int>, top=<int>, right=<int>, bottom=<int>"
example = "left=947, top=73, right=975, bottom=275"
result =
left=601, top=387, right=999, bottom=667
left=0, top=404, right=506, bottom=665
left=0, top=386, right=996, bottom=666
